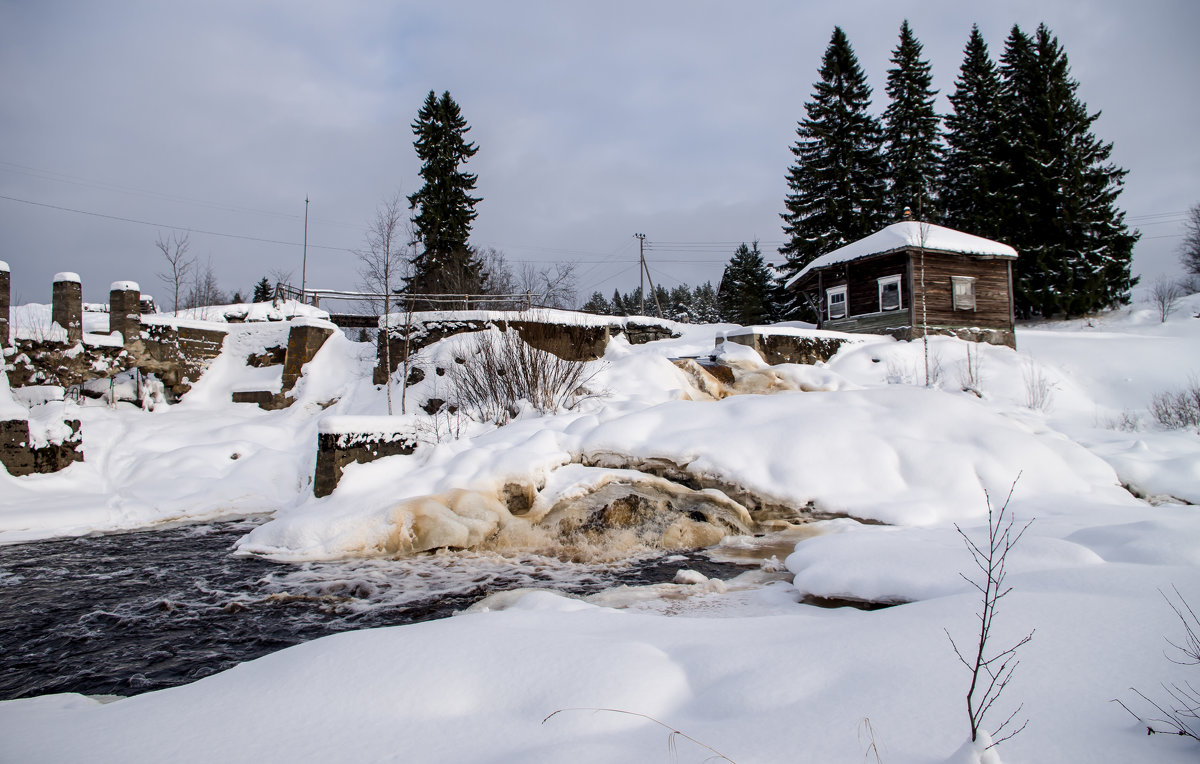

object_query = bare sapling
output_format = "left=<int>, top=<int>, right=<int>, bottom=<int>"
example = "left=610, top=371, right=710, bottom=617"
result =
left=1115, top=586, right=1200, bottom=740
left=958, top=342, right=983, bottom=396
left=355, top=192, right=411, bottom=415
left=154, top=231, right=194, bottom=314
left=946, top=477, right=1034, bottom=748
left=1150, top=276, right=1185, bottom=324
left=1022, top=359, right=1056, bottom=412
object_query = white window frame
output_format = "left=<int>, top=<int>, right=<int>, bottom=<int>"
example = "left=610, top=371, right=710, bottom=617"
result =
left=877, top=275, right=902, bottom=312
left=826, top=285, right=847, bottom=320
left=952, top=276, right=977, bottom=311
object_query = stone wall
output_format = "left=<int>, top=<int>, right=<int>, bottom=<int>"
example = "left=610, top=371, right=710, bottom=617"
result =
left=126, top=324, right=228, bottom=399
left=900, top=324, right=1017, bottom=349
left=232, top=322, right=334, bottom=410
left=5, top=323, right=228, bottom=400
left=5, top=340, right=130, bottom=389
left=314, top=429, right=418, bottom=498
left=374, top=314, right=679, bottom=384
left=281, top=323, right=335, bottom=393
left=0, top=418, right=83, bottom=476
left=724, top=332, right=850, bottom=366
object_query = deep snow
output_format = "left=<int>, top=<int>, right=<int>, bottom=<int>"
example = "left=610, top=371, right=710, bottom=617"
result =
left=1, top=294, right=1199, bottom=762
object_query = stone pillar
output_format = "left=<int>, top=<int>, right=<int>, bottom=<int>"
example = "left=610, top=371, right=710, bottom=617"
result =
left=52, top=272, right=83, bottom=344
left=0, top=260, right=9, bottom=346
left=109, top=280, right=141, bottom=345
left=281, top=319, right=335, bottom=393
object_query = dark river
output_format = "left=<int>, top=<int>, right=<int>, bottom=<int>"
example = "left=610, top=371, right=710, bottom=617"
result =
left=0, top=517, right=750, bottom=701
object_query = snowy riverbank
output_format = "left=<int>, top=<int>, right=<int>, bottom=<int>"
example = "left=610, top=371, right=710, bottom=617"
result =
left=2, top=294, right=1199, bottom=762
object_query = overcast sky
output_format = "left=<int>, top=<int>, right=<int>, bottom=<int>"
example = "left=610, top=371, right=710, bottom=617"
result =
left=2, top=1, right=1197, bottom=308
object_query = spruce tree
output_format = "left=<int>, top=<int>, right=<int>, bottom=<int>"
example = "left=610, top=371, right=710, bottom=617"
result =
left=668, top=285, right=695, bottom=322
left=882, top=20, right=941, bottom=221
left=941, top=25, right=1008, bottom=241
left=581, top=291, right=612, bottom=315
left=779, top=26, right=886, bottom=318
left=691, top=282, right=721, bottom=323
left=1000, top=24, right=1138, bottom=317
left=650, top=285, right=671, bottom=318
left=406, top=90, right=485, bottom=296
left=611, top=289, right=627, bottom=316
left=1181, top=203, right=1200, bottom=280
left=252, top=277, right=272, bottom=303
left=718, top=242, right=776, bottom=325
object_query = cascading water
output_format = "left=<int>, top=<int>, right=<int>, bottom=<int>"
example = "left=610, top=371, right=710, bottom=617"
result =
left=0, top=515, right=763, bottom=700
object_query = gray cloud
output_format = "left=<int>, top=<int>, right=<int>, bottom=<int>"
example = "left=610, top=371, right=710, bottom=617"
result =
left=1, top=0, right=1196, bottom=306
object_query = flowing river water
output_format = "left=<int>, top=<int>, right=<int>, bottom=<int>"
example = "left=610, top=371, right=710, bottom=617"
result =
left=0, top=516, right=760, bottom=701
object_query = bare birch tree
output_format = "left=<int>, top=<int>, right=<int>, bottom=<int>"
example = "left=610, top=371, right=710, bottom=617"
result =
left=154, top=232, right=194, bottom=313
left=518, top=261, right=578, bottom=310
left=356, top=193, right=412, bottom=414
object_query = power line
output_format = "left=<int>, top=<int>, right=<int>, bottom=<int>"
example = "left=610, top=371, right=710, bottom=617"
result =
left=0, top=159, right=363, bottom=229
left=0, top=192, right=354, bottom=252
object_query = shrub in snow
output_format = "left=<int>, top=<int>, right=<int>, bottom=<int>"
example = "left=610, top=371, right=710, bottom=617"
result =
left=449, top=328, right=598, bottom=425
left=1116, top=587, right=1200, bottom=741
left=1021, top=359, right=1056, bottom=412
left=1150, top=378, right=1200, bottom=430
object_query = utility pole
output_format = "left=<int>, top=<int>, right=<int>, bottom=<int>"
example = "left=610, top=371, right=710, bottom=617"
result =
left=635, top=233, right=646, bottom=315
left=301, top=195, right=310, bottom=303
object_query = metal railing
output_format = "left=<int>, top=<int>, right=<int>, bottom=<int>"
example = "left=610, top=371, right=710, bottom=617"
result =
left=272, top=283, right=551, bottom=312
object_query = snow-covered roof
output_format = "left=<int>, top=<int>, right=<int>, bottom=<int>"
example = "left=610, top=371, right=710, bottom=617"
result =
left=0, top=260, right=9, bottom=273
left=53, top=271, right=81, bottom=284
left=787, top=221, right=1017, bottom=289
left=110, top=281, right=140, bottom=292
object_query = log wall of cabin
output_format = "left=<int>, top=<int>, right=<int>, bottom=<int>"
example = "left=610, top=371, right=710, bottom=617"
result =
left=813, top=252, right=910, bottom=323
left=906, top=250, right=1014, bottom=330
left=845, top=252, right=910, bottom=317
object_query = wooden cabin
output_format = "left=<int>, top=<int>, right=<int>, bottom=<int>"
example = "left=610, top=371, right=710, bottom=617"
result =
left=786, top=221, right=1018, bottom=348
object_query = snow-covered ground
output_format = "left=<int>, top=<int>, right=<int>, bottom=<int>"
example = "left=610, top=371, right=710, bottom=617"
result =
left=2, top=295, right=1199, bottom=762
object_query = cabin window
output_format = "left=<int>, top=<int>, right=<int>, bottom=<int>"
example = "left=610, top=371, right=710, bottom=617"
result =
left=877, top=275, right=902, bottom=312
left=952, top=276, right=977, bottom=310
left=827, top=286, right=847, bottom=320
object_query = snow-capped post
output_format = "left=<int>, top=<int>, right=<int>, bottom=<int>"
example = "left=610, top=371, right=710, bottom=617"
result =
left=52, top=272, right=83, bottom=345
left=109, top=281, right=141, bottom=346
left=0, top=260, right=10, bottom=347
left=946, top=477, right=1034, bottom=750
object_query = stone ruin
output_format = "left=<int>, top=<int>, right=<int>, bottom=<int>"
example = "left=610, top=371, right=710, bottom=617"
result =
left=373, top=313, right=680, bottom=385
left=1, top=266, right=335, bottom=476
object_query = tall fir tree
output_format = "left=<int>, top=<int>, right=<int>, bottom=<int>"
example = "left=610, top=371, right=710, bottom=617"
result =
left=882, top=20, right=941, bottom=221
left=941, top=25, right=1008, bottom=241
left=779, top=27, right=886, bottom=318
left=1000, top=24, right=1138, bottom=317
left=718, top=242, right=776, bottom=325
left=405, top=90, right=486, bottom=296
